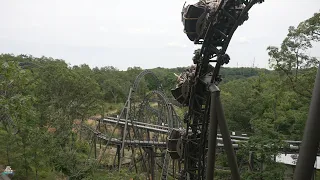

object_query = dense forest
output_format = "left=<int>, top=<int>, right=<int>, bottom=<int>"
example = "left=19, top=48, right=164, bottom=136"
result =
left=0, top=11, right=319, bottom=180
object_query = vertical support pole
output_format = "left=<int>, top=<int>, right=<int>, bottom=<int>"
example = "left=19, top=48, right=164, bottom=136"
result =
left=147, top=130, right=150, bottom=141
left=293, top=65, right=320, bottom=180
left=117, top=145, right=121, bottom=169
left=94, top=133, right=97, bottom=159
left=216, top=90, right=240, bottom=180
left=99, top=119, right=102, bottom=149
left=314, top=162, right=317, bottom=180
left=119, top=87, right=133, bottom=171
left=150, top=147, right=155, bottom=180
left=173, top=159, right=176, bottom=179
left=112, top=144, right=117, bottom=168
left=168, top=104, right=174, bottom=129
left=206, top=88, right=219, bottom=180
left=132, top=146, right=138, bottom=173
left=97, top=98, right=127, bottom=165
left=207, top=84, right=240, bottom=180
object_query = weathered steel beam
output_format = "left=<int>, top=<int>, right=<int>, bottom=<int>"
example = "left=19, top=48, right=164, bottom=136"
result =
left=216, top=88, right=240, bottom=180
left=102, top=118, right=169, bottom=133
left=206, top=87, right=219, bottom=180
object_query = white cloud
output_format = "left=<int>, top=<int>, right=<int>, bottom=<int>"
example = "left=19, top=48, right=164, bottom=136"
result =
left=183, top=0, right=199, bottom=4
left=126, top=28, right=168, bottom=35
left=127, top=28, right=151, bottom=34
left=167, top=42, right=187, bottom=48
left=99, top=26, right=108, bottom=32
left=237, top=36, right=250, bottom=44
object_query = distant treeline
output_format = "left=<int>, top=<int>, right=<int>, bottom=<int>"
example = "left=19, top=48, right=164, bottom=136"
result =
left=2, top=53, right=269, bottom=104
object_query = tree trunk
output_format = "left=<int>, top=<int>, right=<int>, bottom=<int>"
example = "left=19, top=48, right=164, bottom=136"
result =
left=111, top=90, right=118, bottom=104
left=295, top=50, right=299, bottom=81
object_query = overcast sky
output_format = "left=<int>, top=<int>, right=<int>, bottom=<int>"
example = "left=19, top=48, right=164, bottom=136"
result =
left=0, top=0, right=319, bottom=70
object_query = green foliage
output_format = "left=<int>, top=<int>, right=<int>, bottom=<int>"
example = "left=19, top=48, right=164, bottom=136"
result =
left=0, top=57, right=98, bottom=179
left=267, top=11, right=319, bottom=100
left=218, top=11, right=319, bottom=179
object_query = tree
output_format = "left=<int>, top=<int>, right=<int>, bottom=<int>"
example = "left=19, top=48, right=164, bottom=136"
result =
left=267, top=12, right=320, bottom=99
left=298, top=12, right=320, bottom=42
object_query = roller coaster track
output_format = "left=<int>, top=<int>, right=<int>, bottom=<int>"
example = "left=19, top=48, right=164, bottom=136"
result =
left=83, top=117, right=314, bottom=153
left=80, top=69, right=183, bottom=179
left=5, top=62, right=318, bottom=180
left=81, top=107, right=320, bottom=179
left=77, top=63, right=320, bottom=180
left=180, top=0, right=264, bottom=179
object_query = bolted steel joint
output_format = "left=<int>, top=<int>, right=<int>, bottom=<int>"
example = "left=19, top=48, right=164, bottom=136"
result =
left=219, top=54, right=230, bottom=65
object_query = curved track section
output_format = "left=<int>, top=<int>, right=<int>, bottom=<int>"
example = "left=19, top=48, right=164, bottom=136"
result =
left=132, top=70, right=163, bottom=92
left=81, top=70, right=182, bottom=179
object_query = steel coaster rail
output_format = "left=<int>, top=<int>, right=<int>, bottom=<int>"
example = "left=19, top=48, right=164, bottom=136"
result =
left=181, top=0, right=263, bottom=179
left=92, top=117, right=307, bottom=146
left=82, top=123, right=310, bottom=153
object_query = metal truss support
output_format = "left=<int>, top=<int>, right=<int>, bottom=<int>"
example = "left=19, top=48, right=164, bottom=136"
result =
left=117, top=145, right=121, bottom=169
left=119, top=87, right=133, bottom=171
left=94, top=134, right=97, bottom=159
left=99, top=118, right=102, bottom=149
left=161, top=150, right=170, bottom=180
left=149, top=146, right=155, bottom=180
left=206, top=84, right=240, bottom=180
left=293, top=64, right=320, bottom=180
left=206, top=89, right=218, bottom=180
